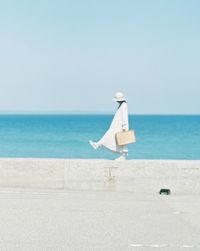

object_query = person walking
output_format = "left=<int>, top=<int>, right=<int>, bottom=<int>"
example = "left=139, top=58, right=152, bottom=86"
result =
left=89, top=92, right=129, bottom=160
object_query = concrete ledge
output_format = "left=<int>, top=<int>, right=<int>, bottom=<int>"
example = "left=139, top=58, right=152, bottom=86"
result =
left=0, top=158, right=65, bottom=189
left=0, top=158, right=200, bottom=194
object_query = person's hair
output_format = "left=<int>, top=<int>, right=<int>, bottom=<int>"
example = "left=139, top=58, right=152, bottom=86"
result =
left=117, top=100, right=126, bottom=109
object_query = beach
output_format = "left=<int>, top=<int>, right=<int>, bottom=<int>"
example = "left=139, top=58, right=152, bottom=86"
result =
left=1, top=0, right=199, bottom=249
left=0, top=158, right=200, bottom=250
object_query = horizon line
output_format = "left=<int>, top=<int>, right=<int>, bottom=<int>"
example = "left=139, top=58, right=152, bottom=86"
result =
left=0, top=112, right=199, bottom=116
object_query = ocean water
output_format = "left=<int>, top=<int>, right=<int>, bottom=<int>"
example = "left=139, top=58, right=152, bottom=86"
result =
left=0, top=115, right=199, bottom=160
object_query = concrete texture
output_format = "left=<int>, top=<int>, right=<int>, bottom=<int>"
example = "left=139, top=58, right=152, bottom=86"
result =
left=0, top=158, right=65, bottom=189
left=0, top=159, right=200, bottom=250
left=0, top=190, right=200, bottom=251
left=0, top=158, right=200, bottom=194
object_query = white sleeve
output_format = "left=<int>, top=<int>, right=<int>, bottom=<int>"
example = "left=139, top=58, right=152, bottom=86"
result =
left=121, top=103, right=129, bottom=130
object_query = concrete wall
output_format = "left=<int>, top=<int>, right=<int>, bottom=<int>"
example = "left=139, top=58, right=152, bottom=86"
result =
left=0, top=158, right=200, bottom=194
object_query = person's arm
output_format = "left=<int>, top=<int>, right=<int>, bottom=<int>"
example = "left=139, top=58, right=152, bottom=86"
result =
left=121, top=103, right=128, bottom=131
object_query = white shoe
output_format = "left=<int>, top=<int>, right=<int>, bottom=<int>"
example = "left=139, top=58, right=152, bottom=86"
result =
left=115, top=155, right=126, bottom=161
left=89, top=140, right=99, bottom=150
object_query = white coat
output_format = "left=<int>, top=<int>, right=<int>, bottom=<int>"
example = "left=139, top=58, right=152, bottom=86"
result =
left=98, top=102, right=129, bottom=153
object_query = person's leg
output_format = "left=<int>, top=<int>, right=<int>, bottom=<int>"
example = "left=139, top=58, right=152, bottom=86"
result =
left=115, top=145, right=128, bottom=161
left=122, top=145, right=128, bottom=155
left=89, top=139, right=104, bottom=150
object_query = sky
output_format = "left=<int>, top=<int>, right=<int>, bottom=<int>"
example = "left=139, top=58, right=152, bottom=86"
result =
left=0, top=0, right=200, bottom=114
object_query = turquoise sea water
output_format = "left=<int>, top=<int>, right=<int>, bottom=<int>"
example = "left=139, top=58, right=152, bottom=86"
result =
left=0, top=115, right=199, bottom=160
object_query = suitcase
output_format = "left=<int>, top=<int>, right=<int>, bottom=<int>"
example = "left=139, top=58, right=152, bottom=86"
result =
left=115, top=130, right=136, bottom=146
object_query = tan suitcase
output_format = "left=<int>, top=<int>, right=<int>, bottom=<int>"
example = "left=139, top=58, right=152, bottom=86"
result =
left=116, top=130, right=136, bottom=146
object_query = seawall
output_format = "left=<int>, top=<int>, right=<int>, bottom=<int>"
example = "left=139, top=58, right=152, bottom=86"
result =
left=0, top=158, right=199, bottom=194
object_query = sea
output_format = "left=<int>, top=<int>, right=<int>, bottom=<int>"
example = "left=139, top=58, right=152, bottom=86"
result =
left=0, top=115, right=199, bottom=160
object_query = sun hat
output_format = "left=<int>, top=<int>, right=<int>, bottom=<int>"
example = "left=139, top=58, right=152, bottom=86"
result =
left=113, top=92, right=126, bottom=102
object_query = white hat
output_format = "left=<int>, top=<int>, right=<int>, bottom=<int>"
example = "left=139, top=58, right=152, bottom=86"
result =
left=113, top=92, right=126, bottom=102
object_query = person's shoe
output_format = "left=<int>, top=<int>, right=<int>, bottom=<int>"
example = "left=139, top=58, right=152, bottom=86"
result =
left=115, top=155, right=126, bottom=161
left=89, top=140, right=99, bottom=150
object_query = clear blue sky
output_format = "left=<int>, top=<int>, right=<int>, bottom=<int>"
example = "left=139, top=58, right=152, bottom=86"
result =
left=0, top=0, right=199, bottom=114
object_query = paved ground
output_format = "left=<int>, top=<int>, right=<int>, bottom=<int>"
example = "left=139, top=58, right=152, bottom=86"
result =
left=0, top=190, right=200, bottom=251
